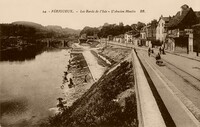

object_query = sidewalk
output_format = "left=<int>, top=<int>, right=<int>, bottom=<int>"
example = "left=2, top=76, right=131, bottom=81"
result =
left=165, top=50, right=200, bottom=62
left=139, top=45, right=200, bottom=62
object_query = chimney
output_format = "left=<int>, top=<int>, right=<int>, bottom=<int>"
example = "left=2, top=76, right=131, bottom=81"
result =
left=180, top=4, right=189, bottom=15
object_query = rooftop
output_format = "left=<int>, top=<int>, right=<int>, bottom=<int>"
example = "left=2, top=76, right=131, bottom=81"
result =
left=166, top=4, right=198, bottom=29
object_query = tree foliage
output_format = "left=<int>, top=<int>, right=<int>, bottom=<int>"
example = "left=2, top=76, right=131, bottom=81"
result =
left=80, top=23, right=133, bottom=38
left=80, top=26, right=100, bottom=36
left=136, top=22, right=146, bottom=31
left=80, top=22, right=146, bottom=38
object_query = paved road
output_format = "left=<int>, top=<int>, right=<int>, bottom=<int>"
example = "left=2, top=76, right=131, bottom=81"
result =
left=107, top=42, right=200, bottom=125
left=136, top=49, right=200, bottom=126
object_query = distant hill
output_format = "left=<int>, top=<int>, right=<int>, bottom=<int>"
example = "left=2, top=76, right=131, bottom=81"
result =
left=11, top=21, right=80, bottom=35
left=12, top=21, right=44, bottom=30
left=46, top=25, right=81, bottom=35
left=63, top=27, right=81, bottom=35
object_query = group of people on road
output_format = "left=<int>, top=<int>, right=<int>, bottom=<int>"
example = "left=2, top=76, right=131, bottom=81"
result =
left=159, top=46, right=165, bottom=55
left=148, top=46, right=164, bottom=61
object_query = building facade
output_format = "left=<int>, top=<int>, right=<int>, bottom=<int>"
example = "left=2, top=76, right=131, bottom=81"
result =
left=124, top=32, right=133, bottom=44
left=156, top=15, right=169, bottom=43
left=166, top=4, right=199, bottom=53
left=113, top=34, right=124, bottom=43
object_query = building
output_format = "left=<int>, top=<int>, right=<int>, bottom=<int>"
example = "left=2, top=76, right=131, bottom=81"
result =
left=124, top=31, right=133, bottom=44
left=113, top=34, right=124, bottom=43
left=192, top=24, right=200, bottom=55
left=140, top=20, right=158, bottom=47
left=156, top=15, right=170, bottom=43
left=124, top=30, right=139, bottom=44
left=107, top=35, right=113, bottom=41
left=140, top=26, right=147, bottom=46
left=132, top=33, right=141, bottom=46
left=166, top=4, right=199, bottom=53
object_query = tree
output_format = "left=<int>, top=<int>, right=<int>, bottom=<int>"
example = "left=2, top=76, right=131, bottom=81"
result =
left=80, top=26, right=100, bottom=37
left=124, top=25, right=132, bottom=32
left=150, top=19, right=157, bottom=27
left=136, top=22, right=146, bottom=31
left=131, top=24, right=137, bottom=30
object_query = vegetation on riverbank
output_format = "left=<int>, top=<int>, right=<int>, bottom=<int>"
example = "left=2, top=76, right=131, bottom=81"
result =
left=41, top=58, right=137, bottom=127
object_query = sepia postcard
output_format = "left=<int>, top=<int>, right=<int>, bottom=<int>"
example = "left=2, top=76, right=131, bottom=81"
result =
left=0, top=0, right=200, bottom=127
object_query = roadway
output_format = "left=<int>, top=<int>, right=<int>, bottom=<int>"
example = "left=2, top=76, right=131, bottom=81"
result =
left=107, top=41, right=200, bottom=126
left=136, top=48, right=200, bottom=127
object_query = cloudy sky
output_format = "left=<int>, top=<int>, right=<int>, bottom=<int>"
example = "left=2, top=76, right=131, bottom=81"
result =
left=0, top=0, right=200, bottom=29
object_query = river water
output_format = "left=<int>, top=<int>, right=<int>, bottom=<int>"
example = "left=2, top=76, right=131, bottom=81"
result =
left=0, top=47, right=70, bottom=126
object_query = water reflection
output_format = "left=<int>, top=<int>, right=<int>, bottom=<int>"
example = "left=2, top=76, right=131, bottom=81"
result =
left=0, top=45, right=46, bottom=62
left=0, top=97, right=28, bottom=116
left=0, top=48, right=70, bottom=126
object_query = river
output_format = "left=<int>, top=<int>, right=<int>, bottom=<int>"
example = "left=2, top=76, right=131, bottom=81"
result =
left=0, top=47, right=70, bottom=126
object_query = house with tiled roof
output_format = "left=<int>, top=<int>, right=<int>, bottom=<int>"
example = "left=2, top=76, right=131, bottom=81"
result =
left=166, top=4, right=199, bottom=53
left=156, top=15, right=170, bottom=43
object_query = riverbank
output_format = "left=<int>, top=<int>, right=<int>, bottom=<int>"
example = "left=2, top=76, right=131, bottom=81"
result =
left=55, top=48, right=96, bottom=109
left=98, top=45, right=131, bottom=64
left=41, top=45, right=137, bottom=127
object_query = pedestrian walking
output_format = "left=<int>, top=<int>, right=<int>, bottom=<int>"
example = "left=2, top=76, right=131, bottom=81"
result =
left=159, top=47, right=162, bottom=54
left=162, top=46, right=165, bottom=54
left=148, top=47, right=151, bottom=57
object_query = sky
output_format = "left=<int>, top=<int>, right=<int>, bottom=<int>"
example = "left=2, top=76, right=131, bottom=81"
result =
left=0, top=0, right=200, bottom=30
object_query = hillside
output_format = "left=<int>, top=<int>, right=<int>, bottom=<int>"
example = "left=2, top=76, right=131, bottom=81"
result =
left=11, top=21, right=80, bottom=35
left=46, top=25, right=80, bottom=35
left=12, top=21, right=44, bottom=29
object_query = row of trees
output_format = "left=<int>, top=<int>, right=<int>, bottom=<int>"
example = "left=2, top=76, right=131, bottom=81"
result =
left=80, top=22, right=146, bottom=38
